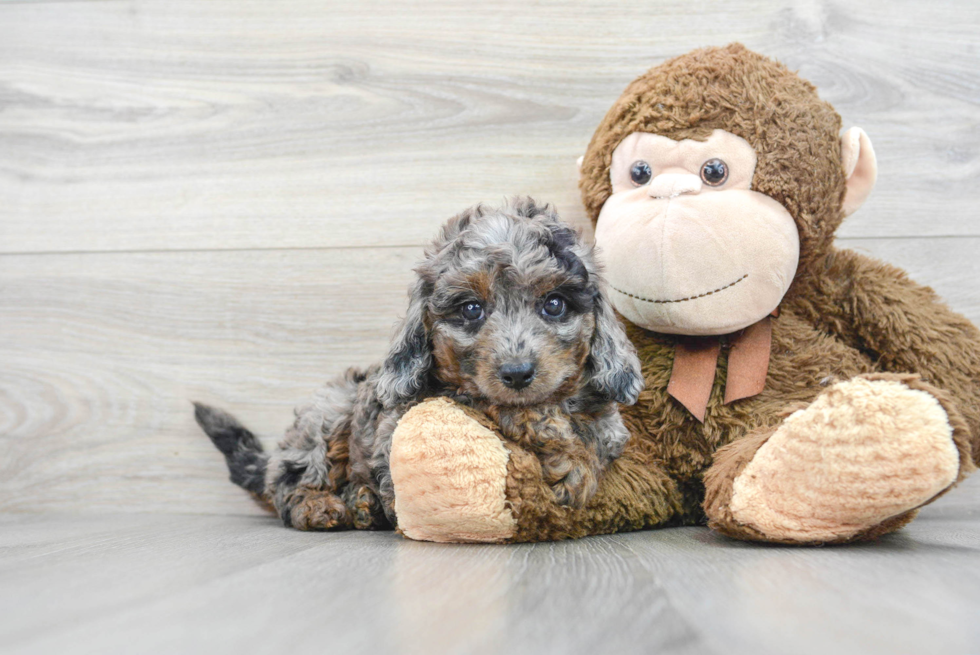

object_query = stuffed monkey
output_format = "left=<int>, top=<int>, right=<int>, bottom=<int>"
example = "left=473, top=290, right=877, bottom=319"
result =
left=387, top=44, right=979, bottom=544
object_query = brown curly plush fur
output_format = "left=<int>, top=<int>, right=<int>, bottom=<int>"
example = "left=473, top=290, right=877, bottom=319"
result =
left=580, top=42, right=845, bottom=277
left=490, top=44, right=980, bottom=543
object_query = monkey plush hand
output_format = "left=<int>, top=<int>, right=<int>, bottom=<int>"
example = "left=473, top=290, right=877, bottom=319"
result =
left=387, top=44, right=979, bottom=544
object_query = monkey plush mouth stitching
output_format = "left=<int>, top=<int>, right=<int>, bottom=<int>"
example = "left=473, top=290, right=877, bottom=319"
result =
left=611, top=273, right=748, bottom=305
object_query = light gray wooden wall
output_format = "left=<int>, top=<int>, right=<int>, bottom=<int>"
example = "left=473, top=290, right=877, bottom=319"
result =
left=1, top=0, right=978, bottom=516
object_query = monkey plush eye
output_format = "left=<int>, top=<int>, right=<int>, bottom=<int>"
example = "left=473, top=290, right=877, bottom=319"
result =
left=460, top=301, right=485, bottom=321
left=629, top=161, right=653, bottom=186
left=700, top=158, right=729, bottom=186
left=541, top=295, right=567, bottom=319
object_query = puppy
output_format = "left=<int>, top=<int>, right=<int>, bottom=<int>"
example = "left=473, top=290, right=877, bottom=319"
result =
left=195, top=198, right=644, bottom=531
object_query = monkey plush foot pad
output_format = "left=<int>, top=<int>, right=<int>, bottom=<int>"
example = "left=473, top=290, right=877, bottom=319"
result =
left=729, top=377, right=961, bottom=543
left=390, top=398, right=516, bottom=543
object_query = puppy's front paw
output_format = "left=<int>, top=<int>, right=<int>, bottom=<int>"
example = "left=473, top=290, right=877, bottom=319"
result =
left=550, top=463, right=599, bottom=509
left=539, top=449, right=599, bottom=509
left=283, top=489, right=351, bottom=531
left=348, top=485, right=387, bottom=530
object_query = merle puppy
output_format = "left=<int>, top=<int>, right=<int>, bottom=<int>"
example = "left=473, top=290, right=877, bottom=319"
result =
left=195, top=198, right=643, bottom=531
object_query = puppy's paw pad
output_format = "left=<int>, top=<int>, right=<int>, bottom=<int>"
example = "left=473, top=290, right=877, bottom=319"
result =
left=731, top=377, right=960, bottom=541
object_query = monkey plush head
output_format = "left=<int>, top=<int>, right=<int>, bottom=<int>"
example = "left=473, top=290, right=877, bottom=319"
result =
left=580, top=43, right=877, bottom=336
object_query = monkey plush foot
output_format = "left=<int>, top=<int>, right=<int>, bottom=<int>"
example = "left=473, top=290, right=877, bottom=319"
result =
left=706, top=374, right=975, bottom=544
left=389, top=398, right=517, bottom=543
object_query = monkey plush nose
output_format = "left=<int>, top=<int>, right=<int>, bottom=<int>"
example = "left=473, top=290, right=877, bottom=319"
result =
left=647, top=173, right=702, bottom=199
left=499, top=361, right=536, bottom=390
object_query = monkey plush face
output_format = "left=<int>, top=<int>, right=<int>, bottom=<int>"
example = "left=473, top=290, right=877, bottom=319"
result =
left=580, top=44, right=878, bottom=338
left=594, top=129, right=799, bottom=335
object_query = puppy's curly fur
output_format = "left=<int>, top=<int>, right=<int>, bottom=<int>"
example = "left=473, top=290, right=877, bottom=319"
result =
left=195, top=198, right=644, bottom=531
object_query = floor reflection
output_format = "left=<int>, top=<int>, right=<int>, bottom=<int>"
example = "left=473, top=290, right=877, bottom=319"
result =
left=391, top=540, right=511, bottom=654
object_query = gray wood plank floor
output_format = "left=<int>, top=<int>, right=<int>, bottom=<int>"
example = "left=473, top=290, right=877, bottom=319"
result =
left=2, top=1, right=980, bottom=653
left=3, top=477, right=979, bottom=655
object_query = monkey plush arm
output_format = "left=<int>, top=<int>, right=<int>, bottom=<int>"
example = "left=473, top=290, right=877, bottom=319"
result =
left=388, top=397, right=687, bottom=542
left=806, top=247, right=980, bottom=458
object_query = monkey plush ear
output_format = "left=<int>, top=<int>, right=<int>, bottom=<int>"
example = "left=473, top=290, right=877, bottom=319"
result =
left=841, top=127, right=878, bottom=217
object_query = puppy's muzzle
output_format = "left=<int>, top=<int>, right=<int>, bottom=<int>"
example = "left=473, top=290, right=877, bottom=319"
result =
left=499, top=361, right=536, bottom=390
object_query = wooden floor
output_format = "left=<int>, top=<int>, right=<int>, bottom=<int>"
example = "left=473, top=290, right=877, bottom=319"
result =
left=2, top=0, right=979, bottom=653
left=2, top=477, right=979, bottom=655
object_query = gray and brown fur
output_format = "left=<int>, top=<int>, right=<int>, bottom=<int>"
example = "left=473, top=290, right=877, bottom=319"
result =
left=195, top=197, right=643, bottom=530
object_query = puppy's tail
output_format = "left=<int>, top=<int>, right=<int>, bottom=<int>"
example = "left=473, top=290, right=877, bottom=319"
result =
left=193, top=402, right=269, bottom=499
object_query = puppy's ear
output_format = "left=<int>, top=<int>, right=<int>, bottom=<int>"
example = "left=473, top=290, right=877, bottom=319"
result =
left=587, top=287, right=644, bottom=405
left=375, top=279, right=433, bottom=408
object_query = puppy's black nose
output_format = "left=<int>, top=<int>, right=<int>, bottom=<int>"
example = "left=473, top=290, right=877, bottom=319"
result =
left=499, top=361, right=536, bottom=390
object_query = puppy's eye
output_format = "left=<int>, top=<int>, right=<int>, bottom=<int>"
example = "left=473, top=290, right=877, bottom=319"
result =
left=460, top=301, right=484, bottom=321
left=542, top=295, right=567, bottom=319
left=700, top=158, right=728, bottom=186
left=629, top=160, right=652, bottom=186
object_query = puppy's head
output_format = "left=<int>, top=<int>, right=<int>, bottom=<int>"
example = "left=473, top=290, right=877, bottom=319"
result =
left=376, top=198, right=643, bottom=408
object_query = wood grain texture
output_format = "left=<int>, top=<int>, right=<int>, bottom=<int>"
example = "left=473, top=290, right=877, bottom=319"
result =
left=1, top=240, right=979, bottom=515
left=1, top=0, right=978, bottom=254
left=0, top=0, right=978, bottom=520
left=1, top=480, right=978, bottom=655
left=0, top=248, right=418, bottom=514
left=3, top=4, right=979, bottom=653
